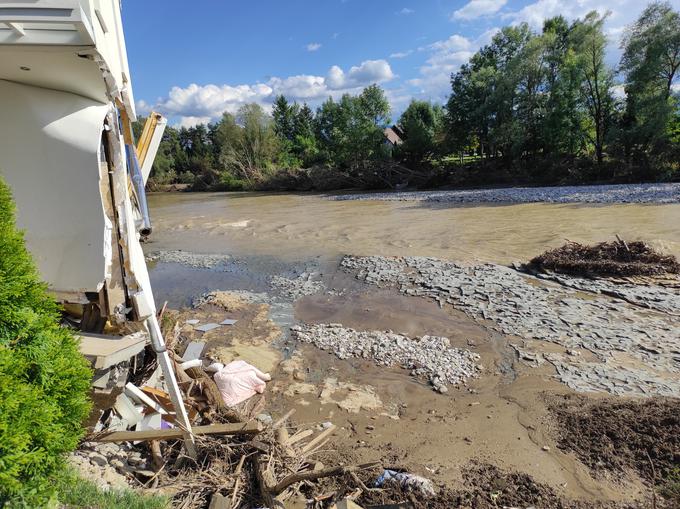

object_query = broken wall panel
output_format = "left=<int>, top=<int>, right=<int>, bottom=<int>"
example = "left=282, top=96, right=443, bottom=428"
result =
left=0, top=79, right=109, bottom=294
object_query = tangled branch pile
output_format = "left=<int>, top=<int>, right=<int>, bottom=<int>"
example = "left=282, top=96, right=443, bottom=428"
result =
left=529, top=239, right=680, bottom=277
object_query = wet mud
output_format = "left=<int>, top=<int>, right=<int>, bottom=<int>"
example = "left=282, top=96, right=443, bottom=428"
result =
left=144, top=192, right=680, bottom=507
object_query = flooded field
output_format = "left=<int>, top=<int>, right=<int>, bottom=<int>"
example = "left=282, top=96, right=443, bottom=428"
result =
left=145, top=190, right=680, bottom=507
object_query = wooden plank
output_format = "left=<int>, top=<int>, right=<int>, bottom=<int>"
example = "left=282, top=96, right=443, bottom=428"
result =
left=91, top=421, right=263, bottom=443
left=99, top=161, right=126, bottom=318
left=287, top=429, right=313, bottom=446
left=125, top=383, right=169, bottom=415
left=301, top=425, right=337, bottom=454
left=79, top=332, right=148, bottom=369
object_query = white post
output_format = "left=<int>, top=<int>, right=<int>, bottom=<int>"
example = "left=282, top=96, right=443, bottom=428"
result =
left=146, top=315, right=197, bottom=459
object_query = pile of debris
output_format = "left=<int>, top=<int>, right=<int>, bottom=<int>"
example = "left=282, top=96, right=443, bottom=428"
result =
left=527, top=238, right=680, bottom=278
left=76, top=294, right=441, bottom=508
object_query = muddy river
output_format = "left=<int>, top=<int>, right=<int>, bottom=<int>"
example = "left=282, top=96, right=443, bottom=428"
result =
left=147, top=192, right=680, bottom=264
left=145, top=191, right=680, bottom=507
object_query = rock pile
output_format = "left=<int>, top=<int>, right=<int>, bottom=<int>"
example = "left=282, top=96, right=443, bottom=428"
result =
left=291, top=323, right=480, bottom=392
left=341, top=255, right=680, bottom=397
left=147, top=250, right=231, bottom=269
left=270, top=271, right=324, bottom=300
left=330, top=182, right=680, bottom=204
left=68, top=441, right=149, bottom=491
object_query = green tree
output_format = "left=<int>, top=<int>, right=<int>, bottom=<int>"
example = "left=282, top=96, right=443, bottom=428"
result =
left=621, top=1, right=680, bottom=162
left=293, top=103, right=319, bottom=166
left=0, top=177, right=92, bottom=507
left=316, top=85, right=391, bottom=173
left=542, top=16, right=586, bottom=158
left=397, top=100, right=443, bottom=167
left=272, top=95, right=298, bottom=141
left=571, top=11, right=615, bottom=165
left=219, top=104, right=279, bottom=186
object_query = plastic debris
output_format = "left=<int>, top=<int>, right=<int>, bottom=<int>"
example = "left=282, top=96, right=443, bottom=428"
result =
left=214, top=360, right=272, bottom=407
left=375, top=469, right=436, bottom=497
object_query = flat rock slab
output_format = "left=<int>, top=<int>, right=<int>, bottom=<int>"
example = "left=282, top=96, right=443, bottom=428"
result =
left=195, top=323, right=221, bottom=333
left=341, top=255, right=680, bottom=397
left=182, top=341, right=206, bottom=361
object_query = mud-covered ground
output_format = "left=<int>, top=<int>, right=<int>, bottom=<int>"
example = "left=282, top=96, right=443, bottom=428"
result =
left=145, top=246, right=679, bottom=508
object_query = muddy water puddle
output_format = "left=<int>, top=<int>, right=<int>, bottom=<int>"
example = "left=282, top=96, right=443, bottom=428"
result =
left=273, top=288, right=641, bottom=502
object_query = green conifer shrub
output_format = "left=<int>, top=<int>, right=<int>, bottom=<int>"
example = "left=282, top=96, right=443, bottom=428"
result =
left=0, top=176, right=92, bottom=507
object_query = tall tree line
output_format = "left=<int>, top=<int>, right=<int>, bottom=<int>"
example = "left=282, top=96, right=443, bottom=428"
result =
left=445, top=2, right=679, bottom=181
left=140, top=2, right=679, bottom=191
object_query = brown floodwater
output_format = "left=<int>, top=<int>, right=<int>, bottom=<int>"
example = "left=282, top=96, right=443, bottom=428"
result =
left=147, top=191, right=680, bottom=264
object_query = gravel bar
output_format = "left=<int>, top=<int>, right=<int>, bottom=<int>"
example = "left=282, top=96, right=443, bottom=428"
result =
left=291, top=323, right=480, bottom=392
left=330, top=182, right=680, bottom=204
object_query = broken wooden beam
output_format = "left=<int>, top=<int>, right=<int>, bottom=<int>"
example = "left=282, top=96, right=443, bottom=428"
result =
left=91, top=421, right=263, bottom=443
left=79, top=331, right=148, bottom=369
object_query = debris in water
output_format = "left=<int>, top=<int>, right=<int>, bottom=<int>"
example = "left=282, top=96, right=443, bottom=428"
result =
left=528, top=239, right=680, bottom=277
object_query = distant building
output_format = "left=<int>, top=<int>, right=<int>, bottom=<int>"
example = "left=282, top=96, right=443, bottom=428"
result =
left=384, top=125, right=405, bottom=147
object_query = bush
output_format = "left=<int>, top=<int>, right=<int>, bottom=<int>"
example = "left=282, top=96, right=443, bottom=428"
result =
left=0, top=176, right=92, bottom=507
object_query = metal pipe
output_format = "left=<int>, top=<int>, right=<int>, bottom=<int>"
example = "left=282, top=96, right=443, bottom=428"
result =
left=125, top=144, right=152, bottom=236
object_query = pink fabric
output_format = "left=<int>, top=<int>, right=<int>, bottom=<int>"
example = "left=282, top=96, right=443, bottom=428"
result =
left=213, top=360, right=271, bottom=407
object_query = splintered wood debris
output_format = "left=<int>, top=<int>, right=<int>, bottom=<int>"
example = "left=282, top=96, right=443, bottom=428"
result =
left=81, top=308, right=392, bottom=509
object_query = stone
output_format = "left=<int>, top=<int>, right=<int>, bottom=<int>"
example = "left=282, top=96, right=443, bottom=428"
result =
left=339, top=254, right=680, bottom=398
left=110, top=459, right=126, bottom=470
left=88, top=452, right=108, bottom=467
left=256, top=413, right=273, bottom=426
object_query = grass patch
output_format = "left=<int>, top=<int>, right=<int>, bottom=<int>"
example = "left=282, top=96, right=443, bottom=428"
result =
left=56, top=472, right=169, bottom=509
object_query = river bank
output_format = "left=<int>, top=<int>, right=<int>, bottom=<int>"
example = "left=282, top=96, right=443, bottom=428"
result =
left=331, top=181, right=680, bottom=204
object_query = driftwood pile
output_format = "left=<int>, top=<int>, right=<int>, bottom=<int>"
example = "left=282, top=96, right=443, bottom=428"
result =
left=145, top=408, right=380, bottom=509
left=528, top=238, right=680, bottom=278
left=87, top=316, right=385, bottom=509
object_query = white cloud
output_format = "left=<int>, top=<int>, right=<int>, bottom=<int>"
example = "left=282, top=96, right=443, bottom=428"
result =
left=326, top=59, right=395, bottom=89
left=502, top=0, right=659, bottom=31
left=611, top=84, right=626, bottom=99
left=153, top=60, right=396, bottom=126
left=398, top=7, right=414, bottom=15
left=408, top=29, right=499, bottom=100
left=177, top=116, right=213, bottom=128
left=306, top=42, right=322, bottom=52
left=390, top=50, right=413, bottom=59
left=135, top=99, right=152, bottom=116
left=452, top=0, right=507, bottom=20
left=428, top=34, right=473, bottom=53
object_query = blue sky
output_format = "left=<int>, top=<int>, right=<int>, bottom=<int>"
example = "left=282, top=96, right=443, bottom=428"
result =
left=122, top=0, right=680, bottom=127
